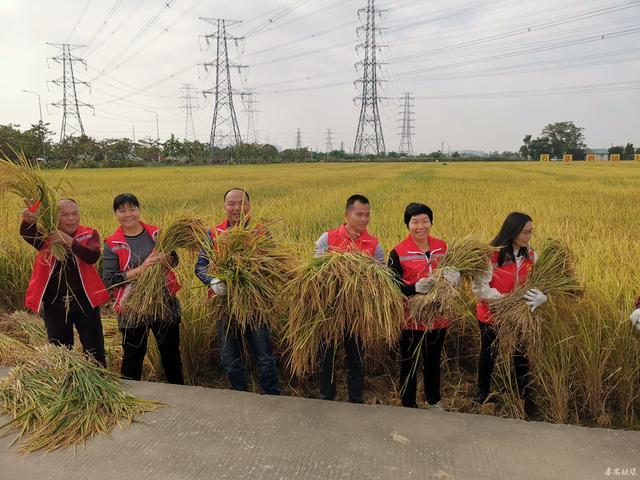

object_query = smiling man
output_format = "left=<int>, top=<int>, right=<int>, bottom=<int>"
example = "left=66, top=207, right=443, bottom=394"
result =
left=314, top=194, right=385, bottom=404
left=195, top=188, right=280, bottom=395
left=20, top=197, right=110, bottom=365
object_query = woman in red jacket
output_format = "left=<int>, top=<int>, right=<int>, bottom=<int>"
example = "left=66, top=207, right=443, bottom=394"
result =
left=472, top=211, right=547, bottom=416
left=388, top=203, right=460, bottom=409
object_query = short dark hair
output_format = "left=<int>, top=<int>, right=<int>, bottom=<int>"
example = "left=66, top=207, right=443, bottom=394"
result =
left=113, top=193, right=140, bottom=211
left=403, top=202, right=433, bottom=227
left=223, top=188, right=250, bottom=202
left=346, top=194, right=369, bottom=211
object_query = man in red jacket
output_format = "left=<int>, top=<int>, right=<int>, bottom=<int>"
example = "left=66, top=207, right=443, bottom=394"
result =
left=20, top=198, right=109, bottom=365
left=314, top=194, right=385, bottom=403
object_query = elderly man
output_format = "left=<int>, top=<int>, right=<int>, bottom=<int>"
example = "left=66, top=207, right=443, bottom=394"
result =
left=20, top=197, right=110, bottom=365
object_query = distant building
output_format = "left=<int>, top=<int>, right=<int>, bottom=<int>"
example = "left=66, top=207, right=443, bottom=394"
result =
left=588, top=148, right=609, bottom=161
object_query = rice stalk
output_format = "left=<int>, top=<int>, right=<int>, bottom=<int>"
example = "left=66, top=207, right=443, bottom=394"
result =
left=0, top=152, right=66, bottom=261
left=121, top=216, right=206, bottom=327
left=491, top=238, right=582, bottom=358
left=0, top=344, right=161, bottom=453
left=284, top=251, right=404, bottom=378
left=408, top=237, right=494, bottom=329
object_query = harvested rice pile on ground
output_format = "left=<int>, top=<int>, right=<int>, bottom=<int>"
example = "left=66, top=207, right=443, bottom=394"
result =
left=0, top=344, right=160, bottom=453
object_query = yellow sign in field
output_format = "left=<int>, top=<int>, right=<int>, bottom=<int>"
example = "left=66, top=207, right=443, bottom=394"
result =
left=540, top=154, right=550, bottom=162
left=586, top=154, right=596, bottom=162
left=563, top=154, right=572, bottom=163
left=635, top=153, right=640, bottom=162
left=610, top=154, right=620, bottom=163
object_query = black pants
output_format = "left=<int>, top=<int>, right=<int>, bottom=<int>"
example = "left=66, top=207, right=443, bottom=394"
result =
left=477, top=321, right=530, bottom=399
left=399, top=328, right=447, bottom=407
left=320, top=333, right=365, bottom=403
left=120, top=322, right=184, bottom=384
left=42, top=298, right=106, bottom=366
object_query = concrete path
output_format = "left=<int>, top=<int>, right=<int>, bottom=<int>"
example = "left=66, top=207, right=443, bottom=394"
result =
left=0, top=370, right=638, bottom=480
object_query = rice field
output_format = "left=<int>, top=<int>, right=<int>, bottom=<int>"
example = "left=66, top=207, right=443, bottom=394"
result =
left=1, top=161, right=639, bottom=429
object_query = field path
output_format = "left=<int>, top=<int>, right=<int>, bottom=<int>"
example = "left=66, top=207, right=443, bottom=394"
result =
left=1, top=369, right=638, bottom=479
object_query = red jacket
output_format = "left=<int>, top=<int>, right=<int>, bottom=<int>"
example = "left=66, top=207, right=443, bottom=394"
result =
left=476, top=249, right=535, bottom=324
left=327, top=224, right=379, bottom=256
left=104, top=222, right=180, bottom=313
left=394, top=234, right=449, bottom=331
left=25, top=225, right=110, bottom=312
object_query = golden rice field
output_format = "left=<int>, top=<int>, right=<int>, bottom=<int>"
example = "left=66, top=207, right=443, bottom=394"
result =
left=1, top=161, right=639, bottom=428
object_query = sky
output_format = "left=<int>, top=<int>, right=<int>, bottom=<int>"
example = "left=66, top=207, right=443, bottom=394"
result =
left=1, top=0, right=638, bottom=153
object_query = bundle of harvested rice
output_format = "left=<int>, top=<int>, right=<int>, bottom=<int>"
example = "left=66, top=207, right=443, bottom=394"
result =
left=408, top=237, right=494, bottom=328
left=121, top=216, right=206, bottom=326
left=0, top=152, right=66, bottom=261
left=491, top=238, right=582, bottom=356
left=0, top=333, right=33, bottom=366
left=285, top=251, right=404, bottom=378
left=0, top=344, right=160, bottom=453
left=0, top=310, right=47, bottom=346
left=204, top=220, right=297, bottom=332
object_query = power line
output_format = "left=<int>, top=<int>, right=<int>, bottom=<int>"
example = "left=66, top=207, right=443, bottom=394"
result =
left=180, top=83, right=198, bottom=141
left=240, top=90, right=260, bottom=144
left=398, top=92, right=414, bottom=155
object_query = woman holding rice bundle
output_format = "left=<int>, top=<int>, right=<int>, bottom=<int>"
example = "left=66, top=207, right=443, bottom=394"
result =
left=472, top=212, right=547, bottom=415
left=314, top=194, right=385, bottom=403
left=20, top=198, right=110, bottom=365
left=102, top=193, right=184, bottom=384
left=195, top=188, right=280, bottom=395
left=388, top=203, right=460, bottom=409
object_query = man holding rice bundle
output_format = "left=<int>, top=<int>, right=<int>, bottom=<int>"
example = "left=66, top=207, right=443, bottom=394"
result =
left=102, top=193, right=184, bottom=384
left=314, top=194, right=385, bottom=403
left=195, top=188, right=280, bottom=395
left=388, top=203, right=460, bottom=409
left=472, top=212, right=547, bottom=416
left=20, top=197, right=110, bottom=365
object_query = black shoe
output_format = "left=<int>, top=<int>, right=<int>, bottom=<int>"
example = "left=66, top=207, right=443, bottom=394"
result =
left=472, top=390, right=488, bottom=404
left=524, top=397, right=537, bottom=418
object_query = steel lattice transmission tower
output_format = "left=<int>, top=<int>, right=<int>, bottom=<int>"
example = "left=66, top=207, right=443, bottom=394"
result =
left=180, top=83, right=198, bottom=141
left=324, top=128, right=334, bottom=152
left=200, top=17, right=245, bottom=149
left=398, top=92, right=415, bottom=156
left=47, top=43, right=93, bottom=142
left=353, top=0, right=386, bottom=156
left=241, top=90, right=260, bottom=144
left=295, top=128, right=302, bottom=149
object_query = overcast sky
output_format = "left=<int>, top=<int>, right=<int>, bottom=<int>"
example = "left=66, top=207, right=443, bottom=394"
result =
left=1, top=0, right=638, bottom=153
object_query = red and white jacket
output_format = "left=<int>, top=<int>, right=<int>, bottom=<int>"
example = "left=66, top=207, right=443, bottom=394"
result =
left=25, top=225, right=110, bottom=312
left=474, top=248, right=536, bottom=324
left=393, top=234, right=449, bottom=331
left=104, top=222, right=180, bottom=313
left=326, top=224, right=380, bottom=257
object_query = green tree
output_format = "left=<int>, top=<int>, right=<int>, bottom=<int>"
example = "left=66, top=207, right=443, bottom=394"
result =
left=519, top=134, right=532, bottom=160
left=623, top=143, right=635, bottom=160
left=541, top=121, right=586, bottom=159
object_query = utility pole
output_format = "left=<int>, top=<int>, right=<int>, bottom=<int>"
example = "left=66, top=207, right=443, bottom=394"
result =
left=179, top=83, right=198, bottom=141
left=47, top=43, right=93, bottom=141
left=200, top=17, right=245, bottom=149
left=353, top=0, right=386, bottom=156
left=22, top=90, right=43, bottom=124
left=398, top=92, right=414, bottom=156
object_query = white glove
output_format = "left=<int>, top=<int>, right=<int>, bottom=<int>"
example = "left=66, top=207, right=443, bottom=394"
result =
left=415, top=276, right=435, bottom=294
left=524, top=288, right=547, bottom=313
left=630, top=308, right=640, bottom=331
left=209, top=278, right=227, bottom=296
left=442, top=267, right=461, bottom=286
